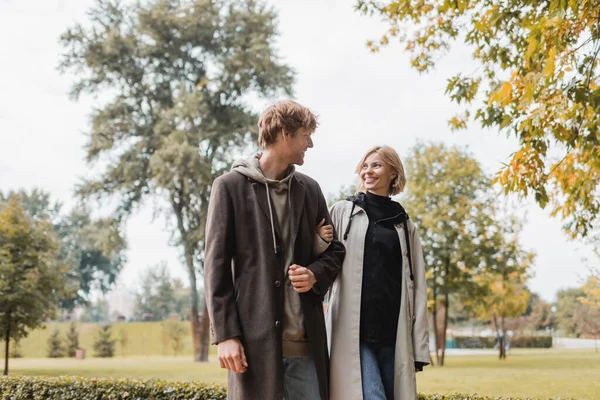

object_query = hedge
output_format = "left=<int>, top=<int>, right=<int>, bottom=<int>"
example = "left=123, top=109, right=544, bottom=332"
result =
left=0, top=376, right=226, bottom=400
left=0, top=376, right=569, bottom=400
left=453, top=336, right=552, bottom=349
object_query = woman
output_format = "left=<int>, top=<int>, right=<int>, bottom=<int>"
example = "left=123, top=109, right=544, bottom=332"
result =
left=325, top=145, right=429, bottom=400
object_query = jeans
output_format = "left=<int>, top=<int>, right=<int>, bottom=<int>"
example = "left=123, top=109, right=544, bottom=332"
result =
left=360, top=341, right=395, bottom=400
left=283, top=356, right=320, bottom=400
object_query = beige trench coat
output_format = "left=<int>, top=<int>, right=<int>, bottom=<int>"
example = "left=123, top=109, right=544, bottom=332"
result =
left=325, top=200, right=430, bottom=400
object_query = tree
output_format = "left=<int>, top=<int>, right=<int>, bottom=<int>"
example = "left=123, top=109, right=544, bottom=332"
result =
left=119, top=327, right=129, bottom=357
left=0, top=189, right=127, bottom=309
left=10, top=340, right=22, bottom=359
left=59, top=0, right=294, bottom=362
left=162, top=317, right=188, bottom=356
left=65, top=323, right=80, bottom=358
left=555, top=287, right=587, bottom=336
left=468, top=215, right=535, bottom=360
left=525, top=294, right=555, bottom=332
left=327, top=184, right=357, bottom=208
left=402, top=142, right=496, bottom=366
left=577, top=269, right=600, bottom=351
left=134, top=262, right=177, bottom=321
left=357, top=0, right=600, bottom=244
left=80, top=298, right=111, bottom=323
left=0, top=198, right=71, bottom=375
left=47, top=328, right=66, bottom=358
left=93, top=324, right=116, bottom=358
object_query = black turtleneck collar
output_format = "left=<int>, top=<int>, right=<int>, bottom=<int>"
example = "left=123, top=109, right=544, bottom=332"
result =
left=365, top=191, right=393, bottom=206
left=347, top=191, right=409, bottom=225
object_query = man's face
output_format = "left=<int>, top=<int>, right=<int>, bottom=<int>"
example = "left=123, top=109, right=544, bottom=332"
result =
left=281, top=127, right=314, bottom=166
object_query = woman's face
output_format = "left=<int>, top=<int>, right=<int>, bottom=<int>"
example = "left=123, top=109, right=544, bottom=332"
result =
left=359, top=152, right=395, bottom=196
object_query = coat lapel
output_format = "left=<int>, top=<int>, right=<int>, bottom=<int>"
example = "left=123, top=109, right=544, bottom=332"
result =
left=289, top=175, right=306, bottom=248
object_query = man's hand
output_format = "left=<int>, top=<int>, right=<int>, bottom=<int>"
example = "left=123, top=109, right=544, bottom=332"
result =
left=218, top=337, right=248, bottom=374
left=288, top=264, right=317, bottom=293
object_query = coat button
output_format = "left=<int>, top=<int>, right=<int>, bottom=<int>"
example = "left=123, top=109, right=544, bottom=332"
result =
left=275, top=280, right=281, bottom=287
left=275, top=320, right=281, bottom=328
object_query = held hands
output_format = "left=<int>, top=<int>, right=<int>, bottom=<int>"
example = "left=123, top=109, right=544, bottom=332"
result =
left=315, top=218, right=333, bottom=243
left=218, top=337, right=248, bottom=374
left=288, top=264, right=317, bottom=293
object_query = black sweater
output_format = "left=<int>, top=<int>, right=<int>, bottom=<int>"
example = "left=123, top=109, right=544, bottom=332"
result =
left=356, top=191, right=408, bottom=346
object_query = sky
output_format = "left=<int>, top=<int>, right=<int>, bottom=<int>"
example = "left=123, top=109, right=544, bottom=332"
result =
left=0, top=0, right=596, bottom=302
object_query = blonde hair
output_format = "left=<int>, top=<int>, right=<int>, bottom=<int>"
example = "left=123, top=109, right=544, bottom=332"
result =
left=257, top=100, right=318, bottom=148
left=355, top=145, right=407, bottom=196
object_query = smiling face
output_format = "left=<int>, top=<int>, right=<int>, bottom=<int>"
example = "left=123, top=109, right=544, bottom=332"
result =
left=280, top=127, right=314, bottom=166
left=359, top=151, right=396, bottom=196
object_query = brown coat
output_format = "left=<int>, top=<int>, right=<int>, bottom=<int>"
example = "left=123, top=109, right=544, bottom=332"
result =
left=204, top=170, right=345, bottom=400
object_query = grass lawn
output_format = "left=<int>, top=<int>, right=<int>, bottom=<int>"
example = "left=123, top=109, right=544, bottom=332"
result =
left=417, top=349, right=600, bottom=399
left=3, top=349, right=599, bottom=399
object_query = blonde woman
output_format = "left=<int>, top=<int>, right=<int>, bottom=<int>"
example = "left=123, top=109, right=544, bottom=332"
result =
left=326, top=146, right=429, bottom=400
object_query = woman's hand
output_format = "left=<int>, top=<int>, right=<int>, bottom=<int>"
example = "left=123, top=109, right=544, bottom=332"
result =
left=315, top=218, right=333, bottom=243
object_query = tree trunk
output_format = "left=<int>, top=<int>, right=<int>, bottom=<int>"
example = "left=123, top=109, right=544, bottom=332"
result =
left=4, top=313, right=11, bottom=376
left=492, top=313, right=504, bottom=360
left=185, top=248, right=207, bottom=362
left=440, top=289, right=449, bottom=366
left=432, top=280, right=441, bottom=366
left=500, top=314, right=506, bottom=359
left=172, top=193, right=210, bottom=362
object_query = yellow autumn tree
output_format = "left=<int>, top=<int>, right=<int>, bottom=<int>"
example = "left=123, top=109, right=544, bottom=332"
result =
left=356, top=0, right=600, bottom=244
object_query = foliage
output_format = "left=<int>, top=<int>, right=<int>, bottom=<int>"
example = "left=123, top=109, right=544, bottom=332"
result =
left=59, top=0, right=295, bottom=361
left=357, top=0, right=600, bottom=244
left=0, top=198, right=70, bottom=374
left=453, top=335, right=552, bottom=349
left=161, top=317, right=188, bottom=356
left=92, top=325, right=115, bottom=358
left=46, top=328, right=66, bottom=358
left=402, top=142, right=534, bottom=364
left=0, top=189, right=126, bottom=309
left=65, top=323, right=79, bottom=358
left=0, top=376, right=226, bottom=400
left=134, top=262, right=179, bottom=321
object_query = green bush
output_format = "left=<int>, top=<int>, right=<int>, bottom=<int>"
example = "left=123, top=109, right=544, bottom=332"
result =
left=93, top=324, right=116, bottom=358
left=510, top=336, right=552, bottom=348
left=0, top=376, right=227, bottom=400
left=453, top=335, right=552, bottom=349
left=0, top=376, right=570, bottom=400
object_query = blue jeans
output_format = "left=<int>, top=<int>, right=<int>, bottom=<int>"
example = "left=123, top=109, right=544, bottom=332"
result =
left=282, top=356, right=320, bottom=400
left=360, top=341, right=395, bottom=400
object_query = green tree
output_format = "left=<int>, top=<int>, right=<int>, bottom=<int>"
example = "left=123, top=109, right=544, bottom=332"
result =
left=134, top=262, right=176, bottom=321
left=47, top=328, right=66, bottom=358
left=80, top=298, right=111, bottom=323
left=0, top=189, right=127, bottom=309
left=162, top=317, right=188, bottom=356
left=467, top=213, right=535, bottom=359
left=357, top=0, right=600, bottom=244
left=525, top=294, right=555, bottom=332
left=119, top=327, right=129, bottom=357
left=59, top=0, right=294, bottom=362
left=65, top=323, right=79, bottom=358
left=327, top=184, right=357, bottom=208
left=93, top=324, right=116, bottom=358
left=555, top=287, right=587, bottom=336
left=402, top=142, right=494, bottom=365
left=0, top=198, right=70, bottom=374
left=577, top=269, right=600, bottom=351
left=10, top=340, right=22, bottom=359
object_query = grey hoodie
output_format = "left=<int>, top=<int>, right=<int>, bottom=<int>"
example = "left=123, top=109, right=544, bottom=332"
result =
left=232, top=154, right=309, bottom=357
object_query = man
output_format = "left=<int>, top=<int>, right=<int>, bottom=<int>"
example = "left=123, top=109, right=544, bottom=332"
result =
left=204, top=100, right=345, bottom=400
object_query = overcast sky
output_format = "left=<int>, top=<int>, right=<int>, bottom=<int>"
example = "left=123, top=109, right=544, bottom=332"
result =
left=0, top=0, right=595, bottom=301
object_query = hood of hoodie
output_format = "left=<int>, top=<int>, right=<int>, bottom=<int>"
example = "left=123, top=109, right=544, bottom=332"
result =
left=232, top=154, right=295, bottom=189
left=347, top=191, right=409, bottom=225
